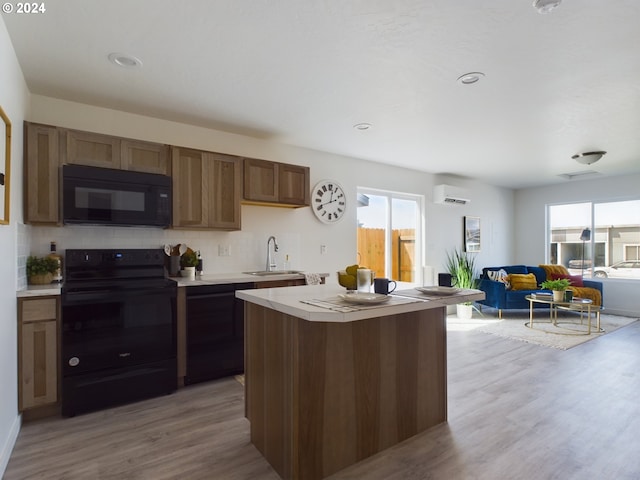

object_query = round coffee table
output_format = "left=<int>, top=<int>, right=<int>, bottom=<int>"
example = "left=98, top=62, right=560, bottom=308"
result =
left=525, top=294, right=602, bottom=335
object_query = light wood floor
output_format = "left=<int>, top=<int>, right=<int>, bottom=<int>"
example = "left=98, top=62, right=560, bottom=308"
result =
left=5, top=320, right=640, bottom=480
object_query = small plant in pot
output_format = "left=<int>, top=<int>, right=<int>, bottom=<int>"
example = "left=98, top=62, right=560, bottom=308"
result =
left=445, top=248, right=480, bottom=319
left=541, top=278, right=571, bottom=301
left=180, top=250, right=198, bottom=279
left=27, top=255, right=59, bottom=285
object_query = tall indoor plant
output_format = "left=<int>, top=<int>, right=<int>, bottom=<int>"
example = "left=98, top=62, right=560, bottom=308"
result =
left=445, top=248, right=479, bottom=319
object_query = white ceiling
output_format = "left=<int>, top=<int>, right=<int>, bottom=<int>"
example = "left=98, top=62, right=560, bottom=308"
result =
left=4, top=0, right=640, bottom=188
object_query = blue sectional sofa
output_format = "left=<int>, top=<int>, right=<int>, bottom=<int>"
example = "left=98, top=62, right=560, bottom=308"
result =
left=477, top=265, right=604, bottom=318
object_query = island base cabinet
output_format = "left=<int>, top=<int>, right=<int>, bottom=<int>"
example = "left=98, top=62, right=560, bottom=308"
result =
left=245, top=304, right=447, bottom=480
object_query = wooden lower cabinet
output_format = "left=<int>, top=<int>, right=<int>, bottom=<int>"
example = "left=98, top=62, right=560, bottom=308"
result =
left=18, top=297, right=59, bottom=412
left=254, top=279, right=307, bottom=289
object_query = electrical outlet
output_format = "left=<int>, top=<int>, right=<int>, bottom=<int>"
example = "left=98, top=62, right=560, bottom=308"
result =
left=218, top=245, right=231, bottom=256
left=320, top=245, right=327, bottom=255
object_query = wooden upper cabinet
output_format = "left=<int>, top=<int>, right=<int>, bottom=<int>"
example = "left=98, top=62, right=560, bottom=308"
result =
left=62, top=130, right=169, bottom=175
left=63, top=129, right=122, bottom=169
left=208, top=152, right=242, bottom=229
left=171, top=147, right=241, bottom=230
left=24, top=122, right=60, bottom=224
left=243, top=158, right=309, bottom=207
left=172, top=147, right=207, bottom=228
left=121, top=139, right=170, bottom=175
left=244, top=158, right=278, bottom=203
left=279, top=163, right=310, bottom=206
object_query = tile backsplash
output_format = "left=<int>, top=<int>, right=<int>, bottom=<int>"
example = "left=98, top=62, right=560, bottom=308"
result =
left=26, top=224, right=302, bottom=279
left=17, top=223, right=29, bottom=290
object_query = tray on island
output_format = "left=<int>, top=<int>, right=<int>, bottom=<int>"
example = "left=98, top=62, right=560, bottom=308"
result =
left=338, top=292, right=391, bottom=304
left=414, top=286, right=460, bottom=296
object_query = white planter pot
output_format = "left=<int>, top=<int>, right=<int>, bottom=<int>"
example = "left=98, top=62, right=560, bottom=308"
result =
left=552, top=290, right=564, bottom=302
left=181, top=266, right=196, bottom=280
left=456, top=303, right=473, bottom=320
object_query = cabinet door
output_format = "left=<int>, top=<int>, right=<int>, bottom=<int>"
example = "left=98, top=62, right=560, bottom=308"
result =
left=243, top=158, right=278, bottom=202
left=19, top=297, right=58, bottom=411
left=24, top=123, right=60, bottom=224
left=64, top=129, right=121, bottom=169
left=279, top=163, right=310, bottom=205
left=121, top=139, right=170, bottom=175
left=208, top=152, right=241, bottom=230
left=171, top=147, right=208, bottom=227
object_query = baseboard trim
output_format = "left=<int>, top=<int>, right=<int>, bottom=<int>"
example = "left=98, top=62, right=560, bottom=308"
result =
left=0, top=414, right=21, bottom=477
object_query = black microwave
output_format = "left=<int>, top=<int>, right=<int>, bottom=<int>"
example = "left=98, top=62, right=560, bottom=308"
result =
left=62, top=165, right=172, bottom=227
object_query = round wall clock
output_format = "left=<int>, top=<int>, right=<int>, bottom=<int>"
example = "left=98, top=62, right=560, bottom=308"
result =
left=311, top=180, right=346, bottom=223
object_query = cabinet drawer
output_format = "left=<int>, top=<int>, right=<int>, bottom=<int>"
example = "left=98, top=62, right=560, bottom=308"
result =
left=21, top=298, right=57, bottom=323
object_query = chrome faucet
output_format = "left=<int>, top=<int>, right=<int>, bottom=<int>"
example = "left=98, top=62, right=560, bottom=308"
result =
left=266, top=236, right=279, bottom=272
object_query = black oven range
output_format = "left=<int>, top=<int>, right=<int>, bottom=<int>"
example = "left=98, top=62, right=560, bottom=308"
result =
left=61, top=248, right=177, bottom=417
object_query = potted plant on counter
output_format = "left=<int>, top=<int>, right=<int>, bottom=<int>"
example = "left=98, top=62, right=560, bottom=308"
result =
left=180, top=250, right=198, bottom=280
left=541, top=278, right=571, bottom=302
left=26, top=255, right=59, bottom=285
left=445, top=248, right=479, bottom=319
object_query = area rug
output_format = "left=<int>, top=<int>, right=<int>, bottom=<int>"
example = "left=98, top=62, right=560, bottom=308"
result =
left=447, top=311, right=638, bottom=350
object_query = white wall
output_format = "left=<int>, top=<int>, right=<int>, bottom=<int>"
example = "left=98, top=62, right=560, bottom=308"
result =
left=29, top=95, right=515, bottom=282
left=515, top=174, right=640, bottom=316
left=0, top=16, right=30, bottom=476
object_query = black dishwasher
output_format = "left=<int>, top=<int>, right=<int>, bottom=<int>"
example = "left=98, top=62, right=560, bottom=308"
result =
left=185, top=283, right=254, bottom=385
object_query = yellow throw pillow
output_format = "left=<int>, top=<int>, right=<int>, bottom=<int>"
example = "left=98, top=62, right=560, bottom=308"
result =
left=507, top=273, right=538, bottom=290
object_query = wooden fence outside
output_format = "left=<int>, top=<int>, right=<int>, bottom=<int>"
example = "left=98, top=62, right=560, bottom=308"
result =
left=357, top=228, right=415, bottom=281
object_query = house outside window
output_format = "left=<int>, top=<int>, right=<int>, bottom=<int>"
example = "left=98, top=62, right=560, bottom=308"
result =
left=548, top=200, right=640, bottom=280
left=357, top=188, right=423, bottom=284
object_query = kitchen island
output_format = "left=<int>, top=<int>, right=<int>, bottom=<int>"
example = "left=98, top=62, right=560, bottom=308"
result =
left=236, top=284, right=484, bottom=480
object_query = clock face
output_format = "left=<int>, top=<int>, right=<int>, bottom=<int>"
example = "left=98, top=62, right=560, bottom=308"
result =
left=312, top=180, right=346, bottom=223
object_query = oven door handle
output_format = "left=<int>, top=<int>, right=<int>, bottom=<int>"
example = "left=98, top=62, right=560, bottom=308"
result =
left=63, top=286, right=175, bottom=304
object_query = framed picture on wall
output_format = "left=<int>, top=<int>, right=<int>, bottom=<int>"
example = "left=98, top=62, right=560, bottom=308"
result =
left=464, top=216, right=480, bottom=252
left=0, top=105, right=11, bottom=225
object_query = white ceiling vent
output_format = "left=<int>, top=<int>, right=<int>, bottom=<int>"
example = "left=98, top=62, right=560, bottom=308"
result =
left=433, top=184, right=470, bottom=205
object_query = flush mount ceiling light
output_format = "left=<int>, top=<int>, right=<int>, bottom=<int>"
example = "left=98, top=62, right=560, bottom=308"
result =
left=533, top=0, right=562, bottom=14
left=108, top=52, right=143, bottom=68
left=558, top=170, right=601, bottom=180
left=456, top=72, right=485, bottom=85
left=353, top=123, right=372, bottom=131
left=571, top=151, right=607, bottom=165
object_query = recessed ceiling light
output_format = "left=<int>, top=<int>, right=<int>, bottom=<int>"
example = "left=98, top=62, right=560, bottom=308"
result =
left=533, top=0, right=562, bottom=14
left=108, top=52, right=143, bottom=68
left=353, top=123, right=372, bottom=131
left=456, top=72, right=485, bottom=85
left=571, top=151, right=607, bottom=165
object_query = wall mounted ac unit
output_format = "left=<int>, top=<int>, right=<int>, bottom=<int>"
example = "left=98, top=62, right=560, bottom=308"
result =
left=433, top=184, right=470, bottom=205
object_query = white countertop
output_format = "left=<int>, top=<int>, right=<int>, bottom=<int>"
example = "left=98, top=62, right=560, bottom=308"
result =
left=174, top=271, right=328, bottom=287
left=17, top=284, right=62, bottom=298
left=17, top=272, right=329, bottom=297
left=236, top=284, right=485, bottom=323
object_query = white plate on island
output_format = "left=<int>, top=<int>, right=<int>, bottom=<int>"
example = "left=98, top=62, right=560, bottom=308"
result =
left=415, top=286, right=460, bottom=296
left=338, top=292, right=391, bottom=304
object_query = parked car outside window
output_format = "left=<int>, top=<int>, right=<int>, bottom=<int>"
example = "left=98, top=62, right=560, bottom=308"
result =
left=592, top=261, right=640, bottom=279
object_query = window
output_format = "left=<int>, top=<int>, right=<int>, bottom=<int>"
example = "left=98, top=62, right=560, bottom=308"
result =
left=357, top=188, right=423, bottom=283
left=548, top=199, right=640, bottom=280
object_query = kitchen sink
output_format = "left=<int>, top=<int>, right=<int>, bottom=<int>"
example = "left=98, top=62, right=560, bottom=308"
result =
left=243, top=270, right=304, bottom=276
